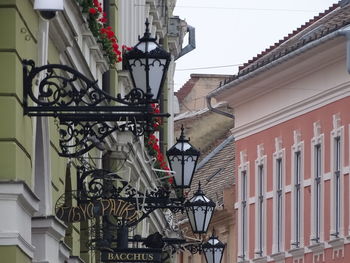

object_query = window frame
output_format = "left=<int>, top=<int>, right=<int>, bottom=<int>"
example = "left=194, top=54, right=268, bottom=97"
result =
left=238, top=161, right=250, bottom=262
left=255, top=155, right=267, bottom=258
left=273, top=147, right=285, bottom=254
left=310, top=133, right=324, bottom=244
left=330, top=126, right=344, bottom=239
left=291, top=141, right=304, bottom=248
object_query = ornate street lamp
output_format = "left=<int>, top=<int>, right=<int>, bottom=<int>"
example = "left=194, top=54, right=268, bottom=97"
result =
left=22, top=20, right=171, bottom=158
left=202, top=230, right=225, bottom=263
left=166, top=126, right=200, bottom=188
left=124, top=19, right=171, bottom=101
left=185, top=182, right=215, bottom=234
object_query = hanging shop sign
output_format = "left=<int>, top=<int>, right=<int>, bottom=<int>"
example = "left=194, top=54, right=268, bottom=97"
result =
left=56, top=199, right=139, bottom=223
left=101, top=248, right=162, bottom=263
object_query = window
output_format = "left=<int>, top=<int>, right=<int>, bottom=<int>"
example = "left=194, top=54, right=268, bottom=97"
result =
left=256, top=164, right=264, bottom=256
left=276, top=158, right=283, bottom=252
left=241, top=170, right=248, bottom=261
left=312, top=144, right=321, bottom=242
left=332, top=136, right=341, bottom=238
left=292, top=151, right=301, bottom=247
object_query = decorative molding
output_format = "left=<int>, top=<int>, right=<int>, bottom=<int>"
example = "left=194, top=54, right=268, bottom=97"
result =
left=328, top=237, right=344, bottom=248
left=289, top=247, right=305, bottom=258
left=32, top=216, right=66, bottom=241
left=308, top=242, right=324, bottom=253
left=270, top=251, right=286, bottom=262
left=253, top=256, right=267, bottom=263
left=0, top=232, right=36, bottom=259
left=32, top=216, right=68, bottom=263
left=0, top=181, right=39, bottom=259
left=231, top=82, right=350, bottom=140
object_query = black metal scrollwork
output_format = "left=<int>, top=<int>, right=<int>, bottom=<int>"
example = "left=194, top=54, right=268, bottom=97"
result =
left=23, top=59, right=149, bottom=110
left=22, top=60, right=168, bottom=157
left=55, top=168, right=185, bottom=227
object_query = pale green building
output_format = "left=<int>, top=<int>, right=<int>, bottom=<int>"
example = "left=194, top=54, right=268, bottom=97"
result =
left=0, top=0, right=190, bottom=262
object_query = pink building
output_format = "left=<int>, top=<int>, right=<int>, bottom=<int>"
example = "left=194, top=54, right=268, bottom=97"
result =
left=208, top=2, right=350, bottom=263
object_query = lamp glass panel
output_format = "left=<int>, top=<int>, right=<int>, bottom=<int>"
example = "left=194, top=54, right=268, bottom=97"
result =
left=204, top=250, right=214, bottom=263
left=183, top=155, right=197, bottom=186
left=129, top=59, right=146, bottom=92
left=203, top=207, right=214, bottom=231
left=171, top=157, right=183, bottom=186
left=149, top=58, right=166, bottom=98
left=194, top=206, right=206, bottom=231
left=187, top=208, right=196, bottom=232
left=214, top=249, right=223, bottom=263
left=137, top=42, right=157, bottom=52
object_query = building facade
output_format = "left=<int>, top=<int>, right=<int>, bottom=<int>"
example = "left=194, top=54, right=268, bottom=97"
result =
left=209, top=2, right=350, bottom=263
left=0, top=0, right=190, bottom=262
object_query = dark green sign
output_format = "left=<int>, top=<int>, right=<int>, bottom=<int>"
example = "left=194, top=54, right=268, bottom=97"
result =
left=101, top=248, right=162, bottom=262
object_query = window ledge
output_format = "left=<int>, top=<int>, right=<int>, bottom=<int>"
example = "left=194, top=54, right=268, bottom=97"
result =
left=237, top=256, right=249, bottom=263
left=253, top=256, right=267, bottom=263
left=328, top=237, right=344, bottom=248
left=288, top=247, right=304, bottom=257
left=270, top=251, right=285, bottom=262
left=308, top=242, right=324, bottom=253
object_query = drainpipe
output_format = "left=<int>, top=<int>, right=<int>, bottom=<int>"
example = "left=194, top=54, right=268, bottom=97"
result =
left=206, top=94, right=235, bottom=120
left=340, top=25, right=350, bottom=74
left=207, top=24, right=350, bottom=119
left=175, top=25, right=196, bottom=60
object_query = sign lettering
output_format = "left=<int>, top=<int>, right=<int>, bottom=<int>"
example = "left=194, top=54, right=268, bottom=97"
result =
left=56, top=199, right=140, bottom=223
left=101, top=250, right=161, bottom=263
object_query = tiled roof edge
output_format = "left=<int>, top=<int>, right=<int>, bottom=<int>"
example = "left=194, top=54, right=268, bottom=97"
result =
left=196, top=134, right=235, bottom=170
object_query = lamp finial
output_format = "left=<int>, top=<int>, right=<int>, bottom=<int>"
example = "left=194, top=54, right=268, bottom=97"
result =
left=144, top=18, right=151, bottom=38
left=180, top=125, right=185, bottom=140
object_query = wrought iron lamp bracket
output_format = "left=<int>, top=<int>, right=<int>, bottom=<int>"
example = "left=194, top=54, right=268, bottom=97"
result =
left=22, top=60, right=169, bottom=157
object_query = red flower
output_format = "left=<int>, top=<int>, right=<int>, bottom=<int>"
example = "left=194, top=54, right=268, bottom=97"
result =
left=89, top=8, right=97, bottom=14
left=98, top=7, right=103, bottom=12
left=103, top=12, right=107, bottom=17
left=168, top=177, right=174, bottom=184
left=107, top=30, right=115, bottom=39
left=93, top=0, right=100, bottom=7
left=99, top=17, right=107, bottom=23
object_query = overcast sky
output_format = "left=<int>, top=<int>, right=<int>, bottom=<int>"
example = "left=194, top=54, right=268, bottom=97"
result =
left=173, top=0, right=339, bottom=91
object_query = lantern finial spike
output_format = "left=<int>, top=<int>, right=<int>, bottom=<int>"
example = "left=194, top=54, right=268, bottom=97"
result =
left=179, top=125, right=186, bottom=140
left=212, top=227, right=216, bottom=237
left=143, top=18, right=151, bottom=39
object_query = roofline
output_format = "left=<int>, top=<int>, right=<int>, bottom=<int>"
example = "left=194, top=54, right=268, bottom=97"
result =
left=207, top=25, right=350, bottom=100
left=196, top=134, right=235, bottom=170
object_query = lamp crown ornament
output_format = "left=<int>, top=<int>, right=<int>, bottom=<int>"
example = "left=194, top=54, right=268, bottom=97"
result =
left=178, top=125, right=189, bottom=142
left=140, top=18, right=153, bottom=41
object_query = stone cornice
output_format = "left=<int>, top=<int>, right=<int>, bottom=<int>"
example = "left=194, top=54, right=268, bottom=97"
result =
left=232, top=82, right=350, bottom=140
left=0, top=180, right=39, bottom=215
left=32, top=216, right=67, bottom=241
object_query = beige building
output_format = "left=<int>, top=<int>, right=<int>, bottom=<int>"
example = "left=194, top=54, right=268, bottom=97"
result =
left=175, top=74, right=233, bottom=114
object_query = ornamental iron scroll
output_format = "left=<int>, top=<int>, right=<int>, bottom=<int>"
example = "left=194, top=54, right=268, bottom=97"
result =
left=22, top=59, right=169, bottom=157
left=55, top=169, right=185, bottom=227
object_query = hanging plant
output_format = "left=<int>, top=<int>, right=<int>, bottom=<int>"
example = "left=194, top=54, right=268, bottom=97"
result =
left=76, top=0, right=122, bottom=67
left=144, top=104, right=173, bottom=186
